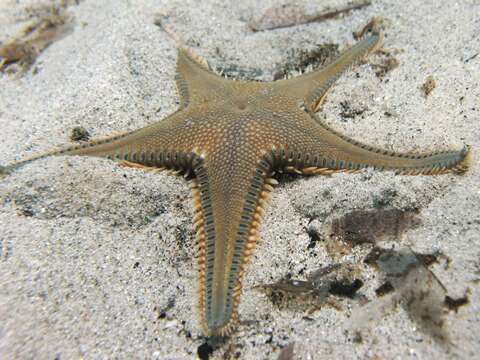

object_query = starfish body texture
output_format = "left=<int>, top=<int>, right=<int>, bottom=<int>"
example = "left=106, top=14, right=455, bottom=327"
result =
left=1, top=31, right=470, bottom=336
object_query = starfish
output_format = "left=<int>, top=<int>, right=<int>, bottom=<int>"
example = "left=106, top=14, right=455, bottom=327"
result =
left=0, top=29, right=470, bottom=337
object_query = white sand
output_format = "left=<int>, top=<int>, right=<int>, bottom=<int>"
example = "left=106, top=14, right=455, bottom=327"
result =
left=0, top=0, right=479, bottom=359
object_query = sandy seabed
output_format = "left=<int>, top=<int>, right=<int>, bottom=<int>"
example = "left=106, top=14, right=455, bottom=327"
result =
left=0, top=0, right=479, bottom=359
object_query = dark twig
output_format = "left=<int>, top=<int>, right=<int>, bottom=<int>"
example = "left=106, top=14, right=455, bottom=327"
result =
left=249, top=0, right=372, bottom=32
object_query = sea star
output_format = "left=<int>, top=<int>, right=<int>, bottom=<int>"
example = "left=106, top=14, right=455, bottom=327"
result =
left=0, top=29, right=470, bottom=337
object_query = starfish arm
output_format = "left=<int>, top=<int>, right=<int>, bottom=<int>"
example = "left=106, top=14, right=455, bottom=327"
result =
left=0, top=129, right=135, bottom=175
left=175, top=49, right=229, bottom=108
left=277, top=32, right=383, bottom=111
left=0, top=112, right=199, bottom=176
left=271, top=116, right=471, bottom=176
left=159, top=14, right=225, bottom=109
left=192, top=153, right=276, bottom=336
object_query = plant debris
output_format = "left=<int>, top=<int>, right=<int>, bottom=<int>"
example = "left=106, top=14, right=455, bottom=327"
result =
left=329, top=279, right=364, bottom=298
left=197, top=342, right=214, bottom=360
left=464, top=52, right=478, bottom=63
left=274, top=43, right=340, bottom=80
left=277, top=342, right=295, bottom=360
left=371, top=54, right=399, bottom=79
left=0, top=3, right=76, bottom=76
left=69, top=126, right=91, bottom=142
left=364, top=246, right=446, bottom=268
left=444, top=293, right=469, bottom=312
left=327, top=209, right=421, bottom=247
left=249, top=0, right=372, bottom=32
left=306, top=223, right=322, bottom=249
left=375, top=281, right=394, bottom=297
left=421, top=75, right=436, bottom=96
left=353, top=247, right=456, bottom=344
